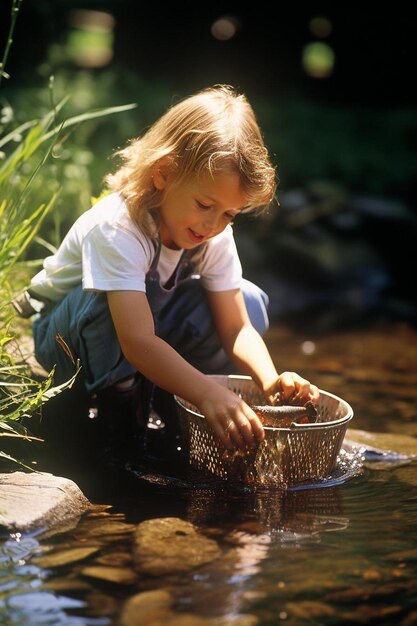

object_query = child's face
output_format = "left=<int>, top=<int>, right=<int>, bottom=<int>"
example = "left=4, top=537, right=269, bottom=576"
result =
left=156, top=171, right=248, bottom=250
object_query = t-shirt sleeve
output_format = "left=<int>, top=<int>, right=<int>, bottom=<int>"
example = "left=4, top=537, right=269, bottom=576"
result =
left=197, top=225, right=242, bottom=291
left=82, top=222, right=152, bottom=292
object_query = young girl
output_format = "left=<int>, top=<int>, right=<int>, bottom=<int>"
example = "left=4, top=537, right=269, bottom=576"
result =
left=25, top=85, right=319, bottom=459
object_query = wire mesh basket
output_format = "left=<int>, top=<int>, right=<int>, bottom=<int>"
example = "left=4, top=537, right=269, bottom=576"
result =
left=174, top=375, right=354, bottom=487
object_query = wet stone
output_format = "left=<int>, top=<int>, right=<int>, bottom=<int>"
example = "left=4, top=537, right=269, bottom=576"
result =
left=85, top=588, right=119, bottom=617
left=120, top=589, right=174, bottom=626
left=43, top=577, right=92, bottom=592
left=74, top=519, right=136, bottom=539
left=85, top=504, right=113, bottom=516
left=120, top=588, right=258, bottom=626
left=345, top=429, right=417, bottom=458
left=95, top=551, right=132, bottom=567
left=133, top=517, right=222, bottom=576
left=80, top=565, right=138, bottom=585
left=0, top=471, right=91, bottom=532
left=32, top=545, right=100, bottom=568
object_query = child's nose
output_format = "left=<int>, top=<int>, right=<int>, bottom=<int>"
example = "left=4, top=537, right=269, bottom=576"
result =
left=202, top=211, right=220, bottom=233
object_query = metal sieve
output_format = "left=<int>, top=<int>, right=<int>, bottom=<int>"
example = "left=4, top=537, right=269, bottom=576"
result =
left=174, top=375, right=354, bottom=487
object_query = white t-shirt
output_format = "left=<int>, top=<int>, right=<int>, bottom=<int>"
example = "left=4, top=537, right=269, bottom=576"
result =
left=30, top=192, right=243, bottom=303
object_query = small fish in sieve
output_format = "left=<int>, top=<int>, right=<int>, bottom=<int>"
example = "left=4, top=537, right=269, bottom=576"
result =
left=251, top=401, right=318, bottom=428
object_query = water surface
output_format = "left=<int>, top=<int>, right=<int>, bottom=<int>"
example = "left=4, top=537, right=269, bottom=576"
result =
left=1, top=320, right=417, bottom=625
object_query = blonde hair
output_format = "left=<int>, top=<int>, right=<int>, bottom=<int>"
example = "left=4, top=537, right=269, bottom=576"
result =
left=105, top=84, right=277, bottom=237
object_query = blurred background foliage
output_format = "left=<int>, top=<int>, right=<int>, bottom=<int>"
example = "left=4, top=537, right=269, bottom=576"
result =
left=1, top=0, right=416, bottom=331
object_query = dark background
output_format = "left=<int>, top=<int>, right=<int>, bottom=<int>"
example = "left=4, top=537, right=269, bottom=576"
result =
left=115, top=4, right=416, bottom=109
left=2, top=2, right=416, bottom=108
left=1, top=1, right=416, bottom=330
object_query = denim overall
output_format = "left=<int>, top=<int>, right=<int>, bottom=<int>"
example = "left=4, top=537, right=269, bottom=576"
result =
left=33, top=239, right=269, bottom=394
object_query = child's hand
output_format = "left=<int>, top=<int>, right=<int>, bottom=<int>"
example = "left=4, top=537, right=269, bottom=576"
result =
left=197, top=385, right=265, bottom=450
left=266, top=371, right=320, bottom=406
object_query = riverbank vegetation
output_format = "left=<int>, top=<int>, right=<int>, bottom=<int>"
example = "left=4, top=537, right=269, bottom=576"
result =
left=0, top=0, right=134, bottom=467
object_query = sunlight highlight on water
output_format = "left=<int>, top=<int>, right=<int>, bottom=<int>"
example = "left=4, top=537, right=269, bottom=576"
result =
left=0, top=531, right=109, bottom=626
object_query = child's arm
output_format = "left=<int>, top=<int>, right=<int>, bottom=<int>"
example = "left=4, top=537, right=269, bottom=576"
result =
left=207, top=288, right=320, bottom=405
left=107, top=290, right=264, bottom=449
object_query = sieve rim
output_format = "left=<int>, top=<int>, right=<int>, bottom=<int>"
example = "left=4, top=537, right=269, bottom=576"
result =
left=174, top=384, right=353, bottom=431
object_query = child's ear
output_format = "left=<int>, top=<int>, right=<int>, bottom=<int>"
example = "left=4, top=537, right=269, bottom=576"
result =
left=152, top=156, right=173, bottom=190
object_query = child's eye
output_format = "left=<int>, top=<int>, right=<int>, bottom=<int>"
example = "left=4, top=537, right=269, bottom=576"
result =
left=197, top=201, right=211, bottom=210
left=225, top=212, right=236, bottom=220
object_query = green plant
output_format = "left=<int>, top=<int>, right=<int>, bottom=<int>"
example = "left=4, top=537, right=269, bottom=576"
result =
left=0, top=0, right=136, bottom=468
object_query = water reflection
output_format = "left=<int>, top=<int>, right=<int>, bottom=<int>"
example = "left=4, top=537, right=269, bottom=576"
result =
left=0, top=530, right=110, bottom=625
left=0, top=445, right=366, bottom=624
left=160, top=477, right=353, bottom=619
left=2, top=456, right=417, bottom=625
left=187, top=483, right=349, bottom=536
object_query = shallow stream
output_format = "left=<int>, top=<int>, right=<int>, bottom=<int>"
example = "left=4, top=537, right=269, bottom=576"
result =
left=2, top=320, right=417, bottom=625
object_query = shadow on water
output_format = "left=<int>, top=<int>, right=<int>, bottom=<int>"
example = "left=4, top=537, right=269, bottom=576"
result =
left=2, top=320, right=417, bottom=625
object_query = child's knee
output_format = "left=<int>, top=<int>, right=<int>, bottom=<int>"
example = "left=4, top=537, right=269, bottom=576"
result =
left=242, top=279, right=270, bottom=335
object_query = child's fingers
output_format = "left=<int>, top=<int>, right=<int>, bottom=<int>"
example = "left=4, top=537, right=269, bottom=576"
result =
left=200, top=390, right=265, bottom=450
left=207, top=412, right=247, bottom=449
left=279, top=372, right=309, bottom=400
left=224, top=419, right=247, bottom=449
left=225, top=407, right=264, bottom=448
left=209, top=418, right=236, bottom=449
left=308, top=384, right=320, bottom=403
left=244, top=406, right=265, bottom=443
left=278, top=372, right=320, bottom=404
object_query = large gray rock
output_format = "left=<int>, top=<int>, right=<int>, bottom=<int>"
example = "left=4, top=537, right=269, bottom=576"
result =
left=0, top=471, right=91, bottom=532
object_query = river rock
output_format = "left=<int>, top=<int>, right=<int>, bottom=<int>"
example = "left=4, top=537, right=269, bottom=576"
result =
left=121, top=589, right=259, bottom=626
left=345, top=429, right=417, bottom=457
left=133, top=517, right=222, bottom=576
left=0, top=471, right=91, bottom=532
left=121, top=589, right=173, bottom=626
